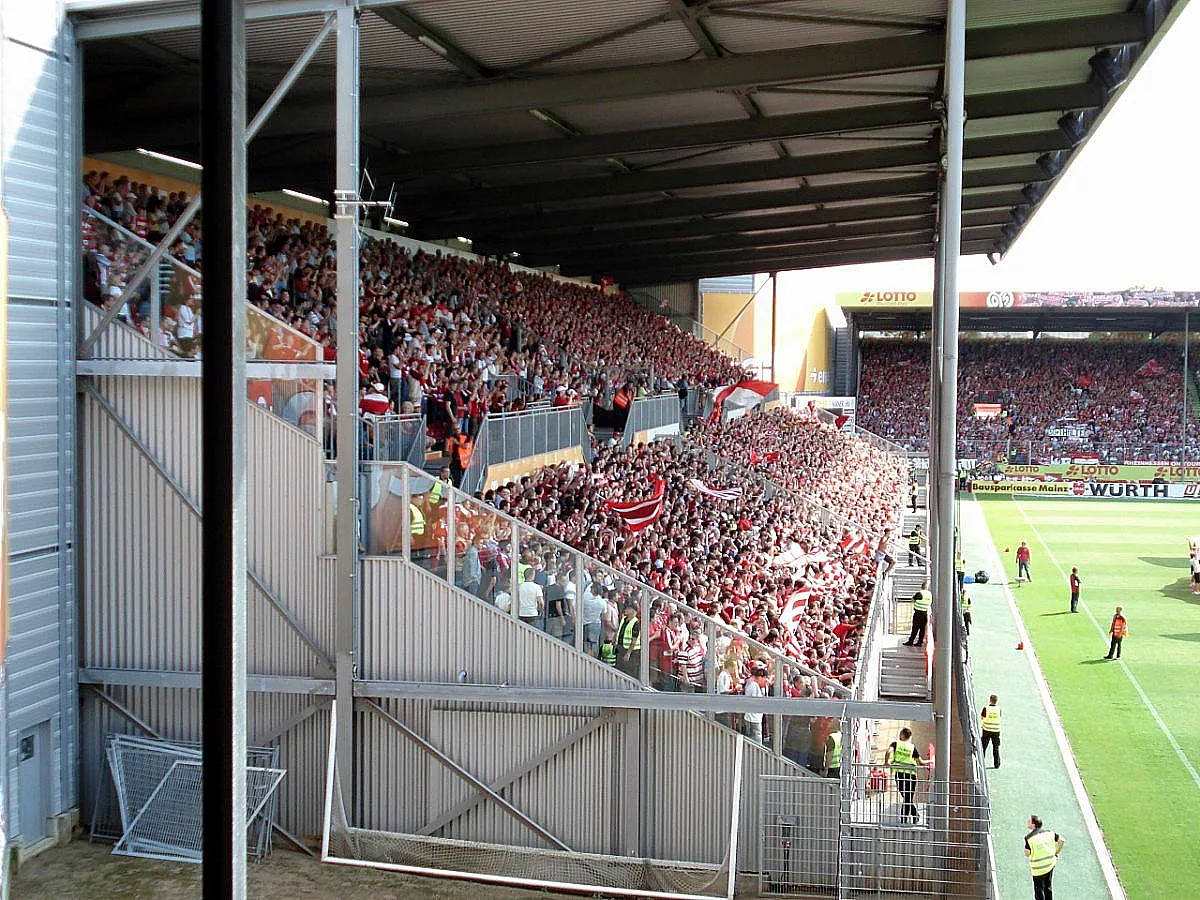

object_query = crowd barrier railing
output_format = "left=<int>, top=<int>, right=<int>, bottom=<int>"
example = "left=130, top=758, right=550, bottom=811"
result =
left=620, top=391, right=682, bottom=446
left=361, top=461, right=850, bottom=720
left=459, top=403, right=590, bottom=495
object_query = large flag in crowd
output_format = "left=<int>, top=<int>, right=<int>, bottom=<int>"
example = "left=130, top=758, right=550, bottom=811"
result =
left=710, top=379, right=778, bottom=421
left=1136, top=358, right=1166, bottom=378
left=605, top=476, right=666, bottom=532
left=687, top=478, right=742, bottom=501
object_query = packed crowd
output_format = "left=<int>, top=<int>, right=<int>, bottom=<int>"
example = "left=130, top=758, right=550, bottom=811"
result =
left=857, top=339, right=1200, bottom=461
left=466, top=418, right=899, bottom=690
left=81, top=170, right=742, bottom=438
left=691, top=408, right=906, bottom=535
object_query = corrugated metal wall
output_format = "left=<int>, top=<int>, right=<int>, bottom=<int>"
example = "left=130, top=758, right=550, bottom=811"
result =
left=2, top=5, right=78, bottom=843
left=627, top=280, right=699, bottom=326
left=79, top=376, right=329, bottom=676
left=77, top=375, right=332, bottom=835
left=79, top=303, right=173, bottom=360
left=700, top=275, right=756, bottom=295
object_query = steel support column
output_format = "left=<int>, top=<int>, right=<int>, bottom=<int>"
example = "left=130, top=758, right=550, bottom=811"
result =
left=200, top=0, right=248, bottom=896
left=932, top=0, right=966, bottom=814
left=333, top=1, right=360, bottom=806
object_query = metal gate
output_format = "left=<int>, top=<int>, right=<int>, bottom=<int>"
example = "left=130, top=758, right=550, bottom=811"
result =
left=758, top=775, right=839, bottom=897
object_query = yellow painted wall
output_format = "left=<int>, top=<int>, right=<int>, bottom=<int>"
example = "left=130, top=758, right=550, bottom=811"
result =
left=701, top=291, right=758, bottom=355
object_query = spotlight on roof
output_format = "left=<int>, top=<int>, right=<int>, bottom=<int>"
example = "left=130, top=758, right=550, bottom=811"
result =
left=383, top=216, right=409, bottom=229
left=1036, top=151, right=1067, bottom=178
left=456, top=236, right=472, bottom=244
left=282, top=188, right=328, bottom=206
left=1089, top=48, right=1129, bottom=92
left=1056, top=112, right=1087, bottom=146
left=417, top=34, right=449, bottom=56
left=136, top=148, right=202, bottom=171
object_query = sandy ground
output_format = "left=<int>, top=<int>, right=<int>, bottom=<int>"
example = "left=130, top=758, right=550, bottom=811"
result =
left=11, top=839, right=585, bottom=900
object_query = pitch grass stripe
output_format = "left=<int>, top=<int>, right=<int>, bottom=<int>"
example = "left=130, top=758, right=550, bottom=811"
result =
left=970, top=497, right=1126, bottom=900
left=1014, top=499, right=1200, bottom=794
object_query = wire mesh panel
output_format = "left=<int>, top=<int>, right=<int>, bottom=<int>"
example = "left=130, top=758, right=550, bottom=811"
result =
left=114, top=760, right=285, bottom=863
left=103, top=735, right=285, bottom=863
left=841, top=766, right=988, bottom=898
left=759, top=775, right=840, bottom=897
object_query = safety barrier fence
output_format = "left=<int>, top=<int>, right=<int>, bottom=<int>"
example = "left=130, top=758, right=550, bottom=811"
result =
left=459, top=403, right=591, bottom=495
left=920, top=436, right=1200, bottom=466
left=360, top=460, right=849, bottom=710
left=620, top=391, right=683, bottom=446
left=691, top=320, right=753, bottom=366
left=81, top=206, right=323, bottom=363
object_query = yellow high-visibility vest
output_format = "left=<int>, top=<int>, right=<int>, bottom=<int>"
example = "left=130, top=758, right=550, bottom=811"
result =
left=1026, top=830, right=1058, bottom=877
left=913, top=590, right=932, bottom=613
left=982, top=705, right=1001, bottom=733
left=891, top=739, right=918, bottom=773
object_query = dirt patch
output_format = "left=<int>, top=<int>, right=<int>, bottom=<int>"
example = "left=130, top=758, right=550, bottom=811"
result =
left=12, top=840, right=584, bottom=900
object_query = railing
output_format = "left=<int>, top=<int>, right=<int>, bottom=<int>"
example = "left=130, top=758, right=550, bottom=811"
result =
left=851, top=424, right=909, bottom=460
left=361, top=461, right=850, bottom=710
left=621, top=391, right=683, bottom=446
left=691, top=320, right=753, bottom=365
left=81, top=206, right=323, bottom=363
left=460, top=403, right=591, bottom=496
left=355, top=413, right=426, bottom=466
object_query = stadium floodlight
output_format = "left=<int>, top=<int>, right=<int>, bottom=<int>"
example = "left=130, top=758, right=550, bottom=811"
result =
left=1057, top=111, right=1087, bottom=146
left=282, top=188, right=329, bottom=206
left=136, top=148, right=201, bottom=171
left=417, top=34, right=449, bottom=56
left=456, top=236, right=472, bottom=244
left=1089, top=48, right=1129, bottom=92
left=383, top=216, right=409, bottom=228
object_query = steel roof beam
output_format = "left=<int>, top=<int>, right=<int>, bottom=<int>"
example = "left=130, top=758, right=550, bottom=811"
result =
left=558, top=223, right=1005, bottom=273
left=492, top=206, right=1012, bottom=260
left=277, top=13, right=1145, bottom=122
left=463, top=180, right=1027, bottom=240
left=396, top=83, right=1107, bottom=174
left=519, top=211, right=1013, bottom=265
left=410, top=135, right=1060, bottom=217
left=610, top=238, right=997, bottom=282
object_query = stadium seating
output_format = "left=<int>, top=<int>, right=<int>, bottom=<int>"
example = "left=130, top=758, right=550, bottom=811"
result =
left=857, top=338, right=1200, bottom=461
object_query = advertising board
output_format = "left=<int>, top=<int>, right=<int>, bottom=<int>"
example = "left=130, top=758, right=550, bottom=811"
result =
left=970, top=480, right=1200, bottom=499
left=837, top=290, right=1200, bottom=309
left=996, top=463, right=1200, bottom=483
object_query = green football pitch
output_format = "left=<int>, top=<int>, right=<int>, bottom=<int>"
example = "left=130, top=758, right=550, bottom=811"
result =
left=975, top=495, right=1200, bottom=900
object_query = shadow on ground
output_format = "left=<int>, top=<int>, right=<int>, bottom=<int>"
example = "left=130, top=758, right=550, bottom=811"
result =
left=1138, top=556, right=1188, bottom=568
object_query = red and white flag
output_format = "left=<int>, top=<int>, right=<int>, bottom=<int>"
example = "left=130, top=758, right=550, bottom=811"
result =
left=1137, top=358, right=1166, bottom=378
left=777, top=587, right=814, bottom=631
left=839, top=531, right=872, bottom=557
left=710, top=379, right=778, bottom=420
left=749, top=450, right=781, bottom=464
left=1128, top=388, right=1144, bottom=402
left=687, top=478, right=741, bottom=501
left=605, top=477, right=666, bottom=532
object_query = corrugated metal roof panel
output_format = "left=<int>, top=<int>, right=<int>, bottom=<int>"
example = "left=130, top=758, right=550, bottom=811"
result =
left=531, top=18, right=700, bottom=73
left=965, top=111, right=1064, bottom=139
left=967, top=49, right=1093, bottom=94
left=968, top=0, right=1128, bottom=28
left=705, top=11, right=925, bottom=55
left=559, top=91, right=749, bottom=132
left=408, top=0, right=676, bottom=72
left=359, top=11, right=465, bottom=75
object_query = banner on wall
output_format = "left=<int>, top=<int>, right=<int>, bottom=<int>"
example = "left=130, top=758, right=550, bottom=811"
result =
left=836, top=290, right=1200, bottom=309
left=971, top=480, right=1200, bottom=499
left=996, top=462, right=1200, bottom=483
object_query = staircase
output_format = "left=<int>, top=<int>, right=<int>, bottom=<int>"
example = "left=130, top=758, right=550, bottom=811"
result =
left=879, top=644, right=931, bottom=700
left=880, top=504, right=932, bottom=701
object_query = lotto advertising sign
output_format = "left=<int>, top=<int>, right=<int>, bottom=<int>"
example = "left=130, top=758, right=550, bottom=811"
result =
left=836, top=290, right=1200, bottom=309
left=971, top=480, right=1200, bottom=499
left=997, top=463, right=1200, bottom=483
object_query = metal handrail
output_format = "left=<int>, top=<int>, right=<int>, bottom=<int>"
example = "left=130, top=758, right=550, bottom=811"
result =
left=83, top=205, right=202, bottom=277
left=387, top=459, right=849, bottom=697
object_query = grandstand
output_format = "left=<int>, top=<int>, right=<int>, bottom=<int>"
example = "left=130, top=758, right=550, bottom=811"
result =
left=0, top=1, right=1193, bottom=899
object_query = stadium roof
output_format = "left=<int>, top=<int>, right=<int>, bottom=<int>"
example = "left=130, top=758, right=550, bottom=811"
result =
left=852, top=305, right=1194, bottom=334
left=71, top=0, right=1187, bottom=285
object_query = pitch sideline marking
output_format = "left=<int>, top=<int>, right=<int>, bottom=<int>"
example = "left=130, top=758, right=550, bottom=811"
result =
left=968, top=497, right=1126, bottom=900
left=1013, top=498, right=1200, bottom=794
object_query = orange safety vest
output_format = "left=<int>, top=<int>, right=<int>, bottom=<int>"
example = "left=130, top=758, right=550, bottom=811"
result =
left=613, top=390, right=631, bottom=410
left=1111, top=615, right=1127, bottom=638
left=456, top=437, right=474, bottom=468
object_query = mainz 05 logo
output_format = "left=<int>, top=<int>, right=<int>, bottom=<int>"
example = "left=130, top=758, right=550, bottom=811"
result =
left=986, top=291, right=1015, bottom=308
